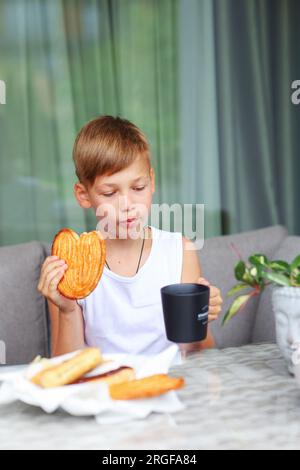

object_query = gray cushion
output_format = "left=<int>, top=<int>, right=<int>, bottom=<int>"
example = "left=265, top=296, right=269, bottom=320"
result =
left=0, top=241, right=50, bottom=365
left=252, top=236, right=300, bottom=344
left=44, top=244, right=51, bottom=257
left=198, top=225, right=288, bottom=348
left=0, top=225, right=291, bottom=364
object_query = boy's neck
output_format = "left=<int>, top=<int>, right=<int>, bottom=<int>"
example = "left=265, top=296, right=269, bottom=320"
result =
left=104, top=225, right=151, bottom=251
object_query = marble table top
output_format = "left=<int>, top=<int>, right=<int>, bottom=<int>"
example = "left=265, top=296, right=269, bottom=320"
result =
left=1, top=343, right=300, bottom=450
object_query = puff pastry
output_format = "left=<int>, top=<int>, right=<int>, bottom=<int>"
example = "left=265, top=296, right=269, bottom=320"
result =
left=70, top=366, right=135, bottom=386
left=51, top=228, right=106, bottom=299
left=31, top=348, right=103, bottom=388
left=109, top=374, right=185, bottom=400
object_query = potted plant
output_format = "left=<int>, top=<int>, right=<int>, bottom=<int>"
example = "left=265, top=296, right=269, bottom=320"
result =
left=223, top=244, right=300, bottom=372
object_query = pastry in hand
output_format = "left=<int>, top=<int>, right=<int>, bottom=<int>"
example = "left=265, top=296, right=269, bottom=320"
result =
left=109, top=374, right=185, bottom=400
left=51, top=228, right=106, bottom=299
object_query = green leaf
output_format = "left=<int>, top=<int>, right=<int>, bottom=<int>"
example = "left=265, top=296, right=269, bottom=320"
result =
left=248, top=254, right=268, bottom=267
left=291, top=269, right=300, bottom=285
left=242, top=268, right=257, bottom=286
left=227, top=284, right=250, bottom=297
left=291, top=272, right=300, bottom=286
left=249, top=267, right=258, bottom=277
left=222, top=294, right=252, bottom=325
left=291, top=255, right=300, bottom=273
left=235, top=261, right=246, bottom=281
left=269, top=260, right=290, bottom=273
left=251, top=264, right=264, bottom=283
left=261, top=271, right=291, bottom=286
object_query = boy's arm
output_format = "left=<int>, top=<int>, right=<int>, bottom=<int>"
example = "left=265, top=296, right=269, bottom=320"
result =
left=48, top=300, right=86, bottom=357
left=180, top=236, right=216, bottom=351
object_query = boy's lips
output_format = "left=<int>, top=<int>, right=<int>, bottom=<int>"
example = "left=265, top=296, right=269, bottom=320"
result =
left=119, top=217, right=138, bottom=225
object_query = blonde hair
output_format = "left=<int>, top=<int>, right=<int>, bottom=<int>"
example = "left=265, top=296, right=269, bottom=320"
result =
left=73, top=115, right=151, bottom=185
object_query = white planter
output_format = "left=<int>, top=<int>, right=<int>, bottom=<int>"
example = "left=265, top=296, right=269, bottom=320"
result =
left=271, top=286, right=300, bottom=373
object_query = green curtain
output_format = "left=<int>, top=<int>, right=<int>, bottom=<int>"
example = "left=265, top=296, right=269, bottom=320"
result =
left=0, top=0, right=299, bottom=246
left=0, top=0, right=179, bottom=245
left=180, top=0, right=300, bottom=238
left=179, top=0, right=222, bottom=238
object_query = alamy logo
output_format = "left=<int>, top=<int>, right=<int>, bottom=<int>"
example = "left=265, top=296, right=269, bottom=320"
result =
left=96, top=201, right=205, bottom=250
left=291, top=80, right=300, bottom=105
left=0, top=80, right=6, bottom=104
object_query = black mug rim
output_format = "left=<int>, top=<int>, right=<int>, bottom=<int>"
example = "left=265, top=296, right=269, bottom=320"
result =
left=160, top=282, right=209, bottom=296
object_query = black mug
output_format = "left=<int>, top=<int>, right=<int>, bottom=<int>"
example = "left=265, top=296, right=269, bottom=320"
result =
left=160, top=283, right=209, bottom=343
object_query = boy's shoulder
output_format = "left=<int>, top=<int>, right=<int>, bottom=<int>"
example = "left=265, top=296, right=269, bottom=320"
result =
left=150, top=226, right=198, bottom=253
left=150, top=225, right=183, bottom=241
left=150, top=226, right=196, bottom=247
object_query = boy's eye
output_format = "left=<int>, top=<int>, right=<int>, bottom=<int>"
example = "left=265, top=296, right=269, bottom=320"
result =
left=134, top=186, right=146, bottom=191
left=103, top=192, right=115, bottom=197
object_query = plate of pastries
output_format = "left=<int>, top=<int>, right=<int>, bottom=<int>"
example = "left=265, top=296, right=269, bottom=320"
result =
left=29, top=347, right=185, bottom=401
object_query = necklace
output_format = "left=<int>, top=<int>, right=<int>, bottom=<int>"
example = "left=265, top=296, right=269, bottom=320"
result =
left=105, top=227, right=146, bottom=274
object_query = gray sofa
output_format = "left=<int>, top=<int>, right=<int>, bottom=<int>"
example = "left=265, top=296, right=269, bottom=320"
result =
left=0, top=225, right=299, bottom=365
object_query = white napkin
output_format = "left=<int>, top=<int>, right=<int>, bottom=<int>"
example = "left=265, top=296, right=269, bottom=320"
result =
left=0, top=345, right=185, bottom=423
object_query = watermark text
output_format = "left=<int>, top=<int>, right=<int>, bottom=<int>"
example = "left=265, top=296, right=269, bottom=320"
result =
left=95, top=199, right=205, bottom=250
left=291, top=80, right=300, bottom=105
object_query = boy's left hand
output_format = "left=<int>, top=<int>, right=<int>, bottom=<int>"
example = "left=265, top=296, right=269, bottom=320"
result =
left=197, top=277, right=223, bottom=322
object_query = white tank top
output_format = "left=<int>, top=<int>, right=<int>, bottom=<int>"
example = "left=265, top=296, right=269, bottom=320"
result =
left=77, top=226, right=183, bottom=355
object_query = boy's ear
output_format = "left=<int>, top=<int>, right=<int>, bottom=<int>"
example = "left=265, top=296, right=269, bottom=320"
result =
left=150, top=167, right=155, bottom=194
left=73, top=182, right=92, bottom=209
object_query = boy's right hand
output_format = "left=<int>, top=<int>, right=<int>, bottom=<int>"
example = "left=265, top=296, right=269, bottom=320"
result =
left=38, top=256, right=77, bottom=313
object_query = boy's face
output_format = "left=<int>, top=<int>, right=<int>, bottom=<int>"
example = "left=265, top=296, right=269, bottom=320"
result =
left=74, top=158, right=155, bottom=238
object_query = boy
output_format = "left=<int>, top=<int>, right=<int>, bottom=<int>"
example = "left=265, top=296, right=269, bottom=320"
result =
left=38, top=116, right=223, bottom=356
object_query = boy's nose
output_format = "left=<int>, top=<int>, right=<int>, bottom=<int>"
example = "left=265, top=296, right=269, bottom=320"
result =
left=119, top=194, right=136, bottom=208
